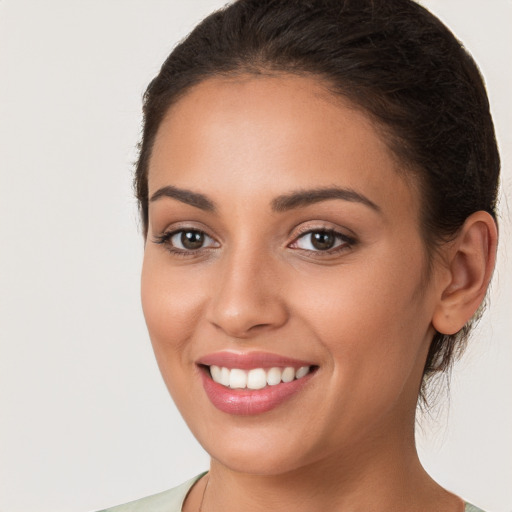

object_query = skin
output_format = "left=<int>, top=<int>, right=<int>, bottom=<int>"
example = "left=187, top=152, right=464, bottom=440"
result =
left=141, top=74, right=495, bottom=511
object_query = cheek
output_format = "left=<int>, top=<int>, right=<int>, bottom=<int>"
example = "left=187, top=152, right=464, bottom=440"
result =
left=289, top=248, right=432, bottom=382
left=140, top=252, right=206, bottom=363
left=290, top=263, right=431, bottom=437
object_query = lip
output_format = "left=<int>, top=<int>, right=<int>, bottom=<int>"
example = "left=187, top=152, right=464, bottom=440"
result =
left=197, top=350, right=314, bottom=370
left=197, top=351, right=317, bottom=416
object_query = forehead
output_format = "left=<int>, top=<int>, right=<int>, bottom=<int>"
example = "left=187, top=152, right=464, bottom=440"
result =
left=148, top=74, right=419, bottom=219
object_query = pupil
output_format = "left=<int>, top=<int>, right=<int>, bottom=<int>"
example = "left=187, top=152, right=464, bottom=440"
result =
left=311, top=231, right=335, bottom=250
left=181, top=231, right=204, bottom=249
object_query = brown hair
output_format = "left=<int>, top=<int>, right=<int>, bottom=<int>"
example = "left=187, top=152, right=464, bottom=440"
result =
left=134, top=0, right=500, bottom=403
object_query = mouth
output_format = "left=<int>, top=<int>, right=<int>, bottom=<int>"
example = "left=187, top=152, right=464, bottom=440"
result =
left=205, top=364, right=314, bottom=390
left=197, top=352, right=318, bottom=415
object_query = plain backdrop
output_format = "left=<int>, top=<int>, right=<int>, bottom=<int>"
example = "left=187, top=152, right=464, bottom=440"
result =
left=0, top=1, right=511, bottom=511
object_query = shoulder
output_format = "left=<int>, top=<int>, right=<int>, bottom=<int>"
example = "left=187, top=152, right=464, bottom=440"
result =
left=465, top=503, right=487, bottom=512
left=97, top=473, right=206, bottom=512
left=96, top=478, right=486, bottom=512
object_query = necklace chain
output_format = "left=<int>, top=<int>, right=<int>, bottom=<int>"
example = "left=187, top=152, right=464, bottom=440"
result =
left=198, top=474, right=210, bottom=512
left=196, top=473, right=466, bottom=512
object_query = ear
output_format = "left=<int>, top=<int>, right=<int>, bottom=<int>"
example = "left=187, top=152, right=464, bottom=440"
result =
left=432, top=211, right=498, bottom=335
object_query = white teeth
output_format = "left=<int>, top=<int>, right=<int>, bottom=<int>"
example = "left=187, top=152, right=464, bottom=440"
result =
left=296, top=366, right=309, bottom=379
left=266, top=367, right=282, bottom=386
left=247, top=368, right=267, bottom=390
left=229, top=368, right=247, bottom=389
left=210, top=365, right=231, bottom=387
left=281, top=366, right=295, bottom=383
left=209, top=365, right=313, bottom=389
left=210, top=365, right=222, bottom=382
left=219, top=366, right=230, bottom=386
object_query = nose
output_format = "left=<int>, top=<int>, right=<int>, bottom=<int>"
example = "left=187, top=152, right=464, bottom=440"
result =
left=206, top=247, right=289, bottom=339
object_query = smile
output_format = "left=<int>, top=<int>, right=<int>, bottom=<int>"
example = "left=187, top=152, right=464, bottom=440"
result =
left=209, top=365, right=312, bottom=389
left=197, top=352, right=318, bottom=415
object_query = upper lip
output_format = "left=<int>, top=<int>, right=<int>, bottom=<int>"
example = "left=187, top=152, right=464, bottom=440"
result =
left=197, top=351, right=315, bottom=370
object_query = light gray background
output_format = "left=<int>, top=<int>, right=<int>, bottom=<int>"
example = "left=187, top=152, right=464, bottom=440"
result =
left=0, top=1, right=511, bottom=511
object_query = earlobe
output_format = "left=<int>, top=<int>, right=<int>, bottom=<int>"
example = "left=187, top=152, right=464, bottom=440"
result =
left=432, top=211, right=498, bottom=335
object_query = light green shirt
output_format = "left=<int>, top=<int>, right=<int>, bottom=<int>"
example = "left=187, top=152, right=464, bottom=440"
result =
left=98, top=474, right=206, bottom=512
left=98, top=473, right=486, bottom=512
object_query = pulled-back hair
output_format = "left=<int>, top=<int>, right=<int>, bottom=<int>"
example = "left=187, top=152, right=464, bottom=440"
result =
left=135, top=0, right=500, bottom=403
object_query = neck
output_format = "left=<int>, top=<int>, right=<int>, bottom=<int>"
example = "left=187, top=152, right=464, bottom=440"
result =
left=200, top=427, right=461, bottom=512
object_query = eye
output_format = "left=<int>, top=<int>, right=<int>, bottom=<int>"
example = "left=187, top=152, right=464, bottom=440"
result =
left=290, top=229, right=354, bottom=252
left=171, top=230, right=210, bottom=250
left=153, top=229, right=219, bottom=252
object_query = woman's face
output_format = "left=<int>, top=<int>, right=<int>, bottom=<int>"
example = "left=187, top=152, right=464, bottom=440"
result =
left=141, top=75, right=441, bottom=475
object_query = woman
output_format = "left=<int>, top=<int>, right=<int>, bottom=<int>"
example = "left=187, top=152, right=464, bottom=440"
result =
left=100, top=0, right=499, bottom=510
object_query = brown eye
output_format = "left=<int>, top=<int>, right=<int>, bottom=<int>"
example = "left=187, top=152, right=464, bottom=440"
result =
left=310, top=231, right=335, bottom=250
left=180, top=230, right=205, bottom=250
left=291, top=229, right=354, bottom=253
left=154, top=229, right=219, bottom=252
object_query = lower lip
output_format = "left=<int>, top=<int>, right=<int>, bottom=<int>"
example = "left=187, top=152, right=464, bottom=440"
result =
left=199, top=368, right=315, bottom=416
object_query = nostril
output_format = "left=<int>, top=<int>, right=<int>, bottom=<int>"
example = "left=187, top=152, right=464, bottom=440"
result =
left=249, top=323, right=274, bottom=332
left=208, top=312, right=287, bottom=339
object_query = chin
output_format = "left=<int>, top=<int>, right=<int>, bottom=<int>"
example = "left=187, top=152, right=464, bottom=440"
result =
left=192, top=421, right=325, bottom=476
left=210, top=445, right=313, bottom=476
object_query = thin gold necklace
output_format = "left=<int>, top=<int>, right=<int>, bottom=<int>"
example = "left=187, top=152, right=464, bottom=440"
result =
left=198, top=474, right=210, bottom=512
left=197, top=476, right=467, bottom=512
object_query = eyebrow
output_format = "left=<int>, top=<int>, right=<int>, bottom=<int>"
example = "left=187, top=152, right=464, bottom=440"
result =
left=149, top=185, right=380, bottom=214
left=150, top=185, right=216, bottom=212
left=271, top=187, right=381, bottom=213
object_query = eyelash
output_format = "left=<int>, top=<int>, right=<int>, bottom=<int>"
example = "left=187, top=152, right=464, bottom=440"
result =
left=152, top=227, right=356, bottom=257
left=289, top=227, right=356, bottom=256
left=152, top=229, right=219, bottom=258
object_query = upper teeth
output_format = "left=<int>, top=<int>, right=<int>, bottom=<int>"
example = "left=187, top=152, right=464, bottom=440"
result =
left=209, top=365, right=311, bottom=390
